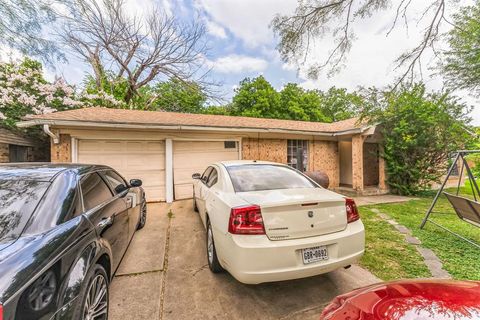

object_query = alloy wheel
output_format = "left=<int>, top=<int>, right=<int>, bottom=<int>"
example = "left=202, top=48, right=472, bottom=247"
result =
left=27, top=271, right=56, bottom=311
left=207, top=224, right=214, bottom=265
left=140, top=203, right=147, bottom=225
left=83, top=274, right=108, bottom=320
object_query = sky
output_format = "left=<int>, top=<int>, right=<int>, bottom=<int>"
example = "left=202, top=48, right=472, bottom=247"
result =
left=6, top=0, right=480, bottom=124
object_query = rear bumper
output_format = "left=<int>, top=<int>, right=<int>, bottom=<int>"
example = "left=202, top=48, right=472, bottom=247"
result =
left=217, top=220, right=365, bottom=284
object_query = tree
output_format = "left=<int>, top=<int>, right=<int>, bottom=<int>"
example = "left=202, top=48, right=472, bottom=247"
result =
left=0, top=0, right=60, bottom=63
left=231, top=76, right=281, bottom=118
left=440, top=1, right=480, bottom=96
left=60, top=0, right=209, bottom=105
left=272, top=0, right=449, bottom=84
left=361, top=83, right=472, bottom=195
left=150, top=79, right=207, bottom=113
left=279, top=83, right=329, bottom=122
left=319, top=87, right=362, bottom=122
left=0, top=58, right=80, bottom=131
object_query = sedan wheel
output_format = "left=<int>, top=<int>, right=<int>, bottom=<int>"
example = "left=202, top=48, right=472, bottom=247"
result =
left=83, top=273, right=108, bottom=320
left=206, top=220, right=224, bottom=273
left=137, top=202, right=147, bottom=230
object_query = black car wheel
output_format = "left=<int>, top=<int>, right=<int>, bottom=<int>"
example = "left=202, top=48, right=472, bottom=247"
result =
left=19, top=269, right=57, bottom=319
left=73, top=264, right=109, bottom=320
left=206, top=220, right=223, bottom=273
left=137, top=202, right=147, bottom=230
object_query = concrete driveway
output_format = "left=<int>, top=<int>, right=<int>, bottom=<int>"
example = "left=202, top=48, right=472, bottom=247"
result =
left=109, top=201, right=380, bottom=320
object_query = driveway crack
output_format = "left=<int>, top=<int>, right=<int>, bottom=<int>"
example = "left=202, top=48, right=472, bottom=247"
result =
left=159, top=209, right=173, bottom=320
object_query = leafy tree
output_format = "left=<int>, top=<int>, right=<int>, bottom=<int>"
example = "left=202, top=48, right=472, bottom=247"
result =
left=231, top=76, right=281, bottom=118
left=279, top=83, right=329, bottom=122
left=0, top=58, right=80, bottom=131
left=150, top=79, right=207, bottom=113
left=272, top=0, right=450, bottom=84
left=441, top=1, right=480, bottom=96
left=361, top=83, right=472, bottom=195
left=0, top=0, right=60, bottom=63
left=319, top=87, right=362, bottom=122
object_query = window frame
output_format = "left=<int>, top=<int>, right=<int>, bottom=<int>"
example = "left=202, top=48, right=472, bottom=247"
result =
left=206, top=167, right=219, bottom=188
left=98, top=169, right=129, bottom=195
left=287, top=139, right=309, bottom=172
left=78, top=172, right=116, bottom=213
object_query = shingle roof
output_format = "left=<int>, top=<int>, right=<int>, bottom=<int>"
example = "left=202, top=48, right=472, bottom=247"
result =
left=22, top=107, right=367, bottom=134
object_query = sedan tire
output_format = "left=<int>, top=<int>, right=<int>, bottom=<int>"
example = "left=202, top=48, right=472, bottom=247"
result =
left=137, top=201, right=147, bottom=230
left=73, top=264, right=109, bottom=320
left=206, top=219, right=223, bottom=273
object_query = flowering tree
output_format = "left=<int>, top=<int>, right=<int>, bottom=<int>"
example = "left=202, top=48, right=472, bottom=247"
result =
left=0, top=58, right=81, bottom=130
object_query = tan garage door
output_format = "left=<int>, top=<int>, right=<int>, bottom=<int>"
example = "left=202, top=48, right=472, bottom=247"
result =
left=173, top=141, right=239, bottom=200
left=78, top=140, right=165, bottom=202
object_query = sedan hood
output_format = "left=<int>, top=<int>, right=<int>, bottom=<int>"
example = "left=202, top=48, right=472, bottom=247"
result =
left=238, top=188, right=347, bottom=240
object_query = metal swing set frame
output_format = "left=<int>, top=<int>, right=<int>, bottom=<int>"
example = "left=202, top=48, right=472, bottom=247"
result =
left=420, top=150, right=480, bottom=249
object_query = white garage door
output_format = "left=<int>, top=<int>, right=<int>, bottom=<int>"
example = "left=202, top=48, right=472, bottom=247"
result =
left=78, top=140, right=165, bottom=202
left=173, top=141, right=239, bottom=200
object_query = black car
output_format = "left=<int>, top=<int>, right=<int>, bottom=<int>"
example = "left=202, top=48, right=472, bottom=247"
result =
left=0, top=163, right=147, bottom=320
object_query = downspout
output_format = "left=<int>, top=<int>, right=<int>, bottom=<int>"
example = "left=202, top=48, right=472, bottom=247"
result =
left=43, top=124, right=59, bottom=144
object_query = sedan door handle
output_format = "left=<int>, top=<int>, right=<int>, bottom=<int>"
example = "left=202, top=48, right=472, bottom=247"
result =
left=97, top=216, right=114, bottom=230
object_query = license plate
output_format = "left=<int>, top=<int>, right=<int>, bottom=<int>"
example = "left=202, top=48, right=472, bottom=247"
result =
left=302, top=246, right=328, bottom=264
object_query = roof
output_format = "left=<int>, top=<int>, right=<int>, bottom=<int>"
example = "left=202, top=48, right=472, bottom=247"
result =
left=18, top=107, right=369, bottom=135
left=0, top=128, right=35, bottom=146
left=0, top=163, right=107, bottom=181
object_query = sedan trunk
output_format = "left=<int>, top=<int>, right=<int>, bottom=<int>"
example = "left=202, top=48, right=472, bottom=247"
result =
left=238, top=188, right=347, bottom=241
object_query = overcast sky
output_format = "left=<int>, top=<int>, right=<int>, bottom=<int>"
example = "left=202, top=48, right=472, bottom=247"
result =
left=10, top=0, right=480, bottom=124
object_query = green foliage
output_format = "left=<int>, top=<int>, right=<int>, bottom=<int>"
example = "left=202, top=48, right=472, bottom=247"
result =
left=150, top=79, right=207, bottom=113
left=441, top=1, right=480, bottom=96
left=361, top=83, right=472, bottom=195
left=0, top=58, right=79, bottom=133
left=228, top=76, right=358, bottom=122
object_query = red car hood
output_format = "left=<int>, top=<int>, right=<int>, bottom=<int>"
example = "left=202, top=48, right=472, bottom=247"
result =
left=321, top=280, right=480, bottom=320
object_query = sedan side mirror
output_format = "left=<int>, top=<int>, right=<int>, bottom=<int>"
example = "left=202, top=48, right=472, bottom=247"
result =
left=130, top=179, right=143, bottom=187
left=192, top=173, right=201, bottom=179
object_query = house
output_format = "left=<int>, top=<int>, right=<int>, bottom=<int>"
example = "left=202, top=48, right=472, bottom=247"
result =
left=0, top=128, right=42, bottom=162
left=17, top=107, right=387, bottom=202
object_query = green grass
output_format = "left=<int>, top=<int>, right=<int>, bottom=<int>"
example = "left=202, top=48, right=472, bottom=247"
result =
left=365, top=188, right=480, bottom=280
left=359, top=206, right=431, bottom=280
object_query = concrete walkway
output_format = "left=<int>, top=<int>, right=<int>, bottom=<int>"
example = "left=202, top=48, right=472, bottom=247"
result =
left=353, top=195, right=416, bottom=206
left=109, top=201, right=381, bottom=320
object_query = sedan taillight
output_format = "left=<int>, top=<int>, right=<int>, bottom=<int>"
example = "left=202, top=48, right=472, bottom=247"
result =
left=228, top=205, right=265, bottom=235
left=0, top=304, right=3, bottom=320
left=345, top=198, right=360, bottom=223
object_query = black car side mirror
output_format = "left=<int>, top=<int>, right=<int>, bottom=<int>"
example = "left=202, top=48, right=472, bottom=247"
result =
left=192, top=173, right=201, bottom=179
left=115, top=184, right=128, bottom=194
left=130, top=179, right=143, bottom=187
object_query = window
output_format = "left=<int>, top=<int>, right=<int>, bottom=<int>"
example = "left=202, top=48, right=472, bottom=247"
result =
left=201, top=167, right=213, bottom=183
left=224, top=141, right=237, bottom=149
left=9, top=145, right=28, bottom=162
left=102, top=170, right=128, bottom=194
left=227, top=164, right=316, bottom=192
left=206, top=168, right=218, bottom=187
left=80, top=173, right=113, bottom=211
left=287, top=140, right=309, bottom=172
left=0, top=179, right=49, bottom=243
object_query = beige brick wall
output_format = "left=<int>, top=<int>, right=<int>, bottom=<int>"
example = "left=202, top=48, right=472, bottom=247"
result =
left=0, top=143, right=9, bottom=163
left=51, top=134, right=72, bottom=163
left=363, top=143, right=379, bottom=186
left=309, top=140, right=340, bottom=188
left=242, top=138, right=287, bottom=164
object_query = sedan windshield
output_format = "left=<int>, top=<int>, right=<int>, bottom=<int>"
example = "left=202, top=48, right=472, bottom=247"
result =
left=227, top=164, right=316, bottom=192
left=0, top=179, right=49, bottom=243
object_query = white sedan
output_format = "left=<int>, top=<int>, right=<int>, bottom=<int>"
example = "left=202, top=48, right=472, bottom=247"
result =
left=192, top=160, right=365, bottom=284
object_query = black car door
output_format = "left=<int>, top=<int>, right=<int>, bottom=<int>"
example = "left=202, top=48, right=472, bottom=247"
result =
left=100, top=169, right=140, bottom=240
left=80, top=172, right=129, bottom=270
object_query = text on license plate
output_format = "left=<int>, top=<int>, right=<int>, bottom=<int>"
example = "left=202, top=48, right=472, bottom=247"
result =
left=302, top=246, right=328, bottom=264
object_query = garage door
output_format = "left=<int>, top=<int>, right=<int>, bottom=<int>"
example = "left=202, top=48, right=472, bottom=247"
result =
left=78, top=140, right=165, bottom=202
left=173, top=141, right=239, bottom=200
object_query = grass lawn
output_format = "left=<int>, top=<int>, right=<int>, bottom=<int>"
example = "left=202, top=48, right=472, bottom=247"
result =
left=360, top=188, right=480, bottom=281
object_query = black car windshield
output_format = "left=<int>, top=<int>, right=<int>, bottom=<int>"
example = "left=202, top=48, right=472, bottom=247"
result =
left=227, top=164, right=317, bottom=192
left=0, top=179, right=50, bottom=243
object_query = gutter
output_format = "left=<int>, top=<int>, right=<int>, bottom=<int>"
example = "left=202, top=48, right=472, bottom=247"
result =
left=18, top=119, right=374, bottom=137
left=43, top=124, right=59, bottom=144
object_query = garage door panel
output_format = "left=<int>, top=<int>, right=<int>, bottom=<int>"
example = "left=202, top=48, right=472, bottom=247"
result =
left=173, top=141, right=239, bottom=200
left=78, top=140, right=165, bottom=202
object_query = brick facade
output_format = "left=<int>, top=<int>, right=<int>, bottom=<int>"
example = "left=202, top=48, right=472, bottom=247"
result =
left=0, top=143, right=9, bottom=163
left=51, top=134, right=72, bottom=163
left=363, top=143, right=379, bottom=186
left=309, top=140, right=340, bottom=188
left=242, top=138, right=287, bottom=164
left=352, top=135, right=366, bottom=191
